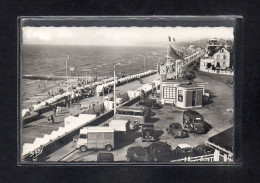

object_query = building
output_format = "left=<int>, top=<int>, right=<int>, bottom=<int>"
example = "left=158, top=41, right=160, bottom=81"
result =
left=200, top=38, right=233, bottom=75
left=160, top=81, right=206, bottom=109
left=205, top=127, right=233, bottom=162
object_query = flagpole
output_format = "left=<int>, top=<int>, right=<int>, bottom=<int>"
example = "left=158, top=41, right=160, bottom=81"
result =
left=66, top=56, right=69, bottom=90
left=114, top=66, right=116, bottom=115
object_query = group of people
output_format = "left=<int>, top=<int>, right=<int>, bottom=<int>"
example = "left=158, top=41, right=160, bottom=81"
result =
left=47, top=87, right=64, bottom=97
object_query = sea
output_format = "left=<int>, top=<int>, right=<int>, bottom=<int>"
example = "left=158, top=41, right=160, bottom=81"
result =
left=21, top=44, right=166, bottom=108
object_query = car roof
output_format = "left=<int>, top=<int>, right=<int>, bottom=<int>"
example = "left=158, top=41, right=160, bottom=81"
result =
left=117, top=106, right=144, bottom=112
left=151, top=142, right=170, bottom=147
left=98, top=153, right=114, bottom=158
left=170, top=123, right=181, bottom=126
left=184, top=110, right=203, bottom=118
left=143, top=123, right=154, bottom=126
left=177, top=144, right=192, bottom=148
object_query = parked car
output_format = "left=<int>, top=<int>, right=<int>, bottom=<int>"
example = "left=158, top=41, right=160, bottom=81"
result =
left=126, top=147, right=149, bottom=162
left=141, top=123, right=155, bottom=142
left=172, top=144, right=194, bottom=159
left=97, top=153, right=114, bottom=162
left=166, top=123, right=189, bottom=138
left=146, top=142, right=172, bottom=162
left=193, top=144, right=215, bottom=156
left=139, top=98, right=161, bottom=109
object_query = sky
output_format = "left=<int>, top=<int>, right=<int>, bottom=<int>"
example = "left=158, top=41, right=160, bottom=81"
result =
left=22, top=26, right=234, bottom=46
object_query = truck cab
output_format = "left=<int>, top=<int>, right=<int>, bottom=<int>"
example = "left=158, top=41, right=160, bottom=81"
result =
left=76, top=127, right=114, bottom=152
left=183, top=110, right=207, bottom=134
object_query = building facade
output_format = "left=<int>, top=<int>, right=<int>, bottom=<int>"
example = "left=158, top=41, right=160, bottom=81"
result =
left=160, top=81, right=206, bottom=109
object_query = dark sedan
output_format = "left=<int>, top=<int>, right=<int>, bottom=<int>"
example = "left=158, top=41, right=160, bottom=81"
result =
left=172, top=144, right=194, bottom=160
left=193, top=144, right=215, bottom=156
left=97, top=153, right=114, bottom=162
left=146, top=142, right=172, bottom=162
left=166, top=123, right=189, bottom=138
left=126, top=147, right=149, bottom=162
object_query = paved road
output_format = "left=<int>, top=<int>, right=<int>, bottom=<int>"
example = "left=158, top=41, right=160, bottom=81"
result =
left=22, top=73, right=159, bottom=145
left=48, top=71, right=234, bottom=162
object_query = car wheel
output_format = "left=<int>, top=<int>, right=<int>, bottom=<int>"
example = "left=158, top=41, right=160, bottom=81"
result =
left=105, top=144, right=112, bottom=151
left=80, top=145, right=87, bottom=152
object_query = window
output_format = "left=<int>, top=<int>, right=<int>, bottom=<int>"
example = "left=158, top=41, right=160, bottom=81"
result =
left=163, top=86, right=176, bottom=99
left=135, top=112, right=143, bottom=116
left=127, top=111, right=134, bottom=115
left=178, top=90, right=183, bottom=102
left=216, top=55, right=220, bottom=60
left=79, top=134, right=87, bottom=139
left=223, top=55, right=226, bottom=60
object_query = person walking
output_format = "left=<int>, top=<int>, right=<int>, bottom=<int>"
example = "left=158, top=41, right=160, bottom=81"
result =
left=50, top=114, right=54, bottom=123
left=53, top=105, right=56, bottom=116
left=47, top=116, right=51, bottom=123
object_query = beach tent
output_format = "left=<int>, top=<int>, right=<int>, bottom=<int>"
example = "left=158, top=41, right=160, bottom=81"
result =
left=22, top=109, right=31, bottom=118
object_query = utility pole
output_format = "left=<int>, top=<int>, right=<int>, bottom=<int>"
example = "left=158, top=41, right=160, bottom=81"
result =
left=144, top=58, right=146, bottom=72
left=66, top=56, right=69, bottom=90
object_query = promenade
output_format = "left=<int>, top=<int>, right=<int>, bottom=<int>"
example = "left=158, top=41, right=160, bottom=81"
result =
left=21, top=73, right=159, bottom=145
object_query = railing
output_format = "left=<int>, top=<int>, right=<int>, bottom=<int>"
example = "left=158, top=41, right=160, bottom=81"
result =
left=170, top=154, right=215, bottom=163
left=170, top=149, right=233, bottom=163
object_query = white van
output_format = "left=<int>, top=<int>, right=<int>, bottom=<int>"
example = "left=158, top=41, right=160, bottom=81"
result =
left=76, top=127, right=114, bottom=152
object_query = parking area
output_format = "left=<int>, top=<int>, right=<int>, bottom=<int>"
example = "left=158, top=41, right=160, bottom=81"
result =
left=57, top=105, right=231, bottom=162
left=47, top=71, right=233, bottom=162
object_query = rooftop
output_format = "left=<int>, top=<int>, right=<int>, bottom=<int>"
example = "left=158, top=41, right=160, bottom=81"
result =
left=208, top=127, right=233, bottom=152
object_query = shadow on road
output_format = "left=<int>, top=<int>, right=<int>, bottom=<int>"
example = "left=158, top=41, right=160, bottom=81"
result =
left=204, top=90, right=217, bottom=106
left=115, top=131, right=142, bottom=150
left=148, top=117, right=160, bottom=123
left=154, top=130, right=164, bottom=140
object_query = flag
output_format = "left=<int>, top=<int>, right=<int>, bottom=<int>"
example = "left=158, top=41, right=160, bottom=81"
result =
left=168, top=36, right=171, bottom=42
left=168, top=36, right=176, bottom=42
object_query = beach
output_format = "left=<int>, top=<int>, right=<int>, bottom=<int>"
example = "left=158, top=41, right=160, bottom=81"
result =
left=21, top=44, right=165, bottom=108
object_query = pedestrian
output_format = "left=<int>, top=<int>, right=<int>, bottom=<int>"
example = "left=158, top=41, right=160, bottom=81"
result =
left=53, top=105, right=56, bottom=116
left=47, top=116, right=51, bottom=123
left=50, top=114, right=54, bottom=123
left=63, top=99, right=66, bottom=107
left=39, top=109, right=42, bottom=118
